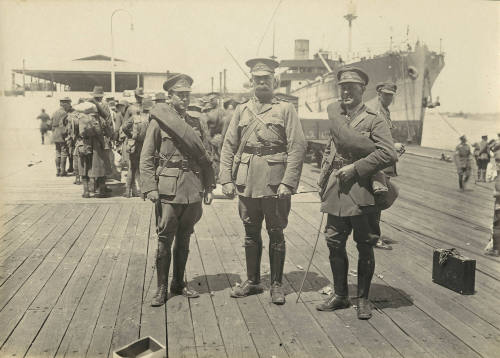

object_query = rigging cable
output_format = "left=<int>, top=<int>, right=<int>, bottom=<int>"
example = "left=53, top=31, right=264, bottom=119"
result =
left=256, top=0, right=284, bottom=56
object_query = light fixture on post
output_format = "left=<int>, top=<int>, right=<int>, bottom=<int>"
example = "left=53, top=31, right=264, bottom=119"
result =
left=111, top=8, right=134, bottom=96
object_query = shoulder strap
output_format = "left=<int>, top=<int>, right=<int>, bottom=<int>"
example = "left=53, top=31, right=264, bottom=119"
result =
left=245, top=105, right=287, bottom=143
left=234, top=115, right=260, bottom=159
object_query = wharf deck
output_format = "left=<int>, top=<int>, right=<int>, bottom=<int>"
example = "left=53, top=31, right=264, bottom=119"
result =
left=0, top=147, right=499, bottom=358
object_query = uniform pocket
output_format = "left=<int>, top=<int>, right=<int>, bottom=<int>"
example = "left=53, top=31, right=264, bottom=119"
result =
left=266, top=153, right=287, bottom=186
left=235, top=153, right=251, bottom=186
left=158, top=167, right=180, bottom=195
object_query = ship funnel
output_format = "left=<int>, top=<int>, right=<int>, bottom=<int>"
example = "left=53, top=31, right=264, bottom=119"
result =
left=295, top=39, right=309, bottom=60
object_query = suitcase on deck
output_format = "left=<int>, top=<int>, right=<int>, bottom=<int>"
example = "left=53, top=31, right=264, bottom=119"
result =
left=432, top=248, right=475, bottom=294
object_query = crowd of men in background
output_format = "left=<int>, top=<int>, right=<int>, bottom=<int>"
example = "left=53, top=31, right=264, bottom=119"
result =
left=453, top=133, right=500, bottom=257
left=36, top=87, right=241, bottom=199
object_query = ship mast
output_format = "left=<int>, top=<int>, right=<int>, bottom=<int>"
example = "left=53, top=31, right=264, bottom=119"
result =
left=344, top=0, right=357, bottom=60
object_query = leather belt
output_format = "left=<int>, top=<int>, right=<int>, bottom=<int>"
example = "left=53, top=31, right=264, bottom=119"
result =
left=159, top=160, right=194, bottom=171
left=243, top=145, right=286, bottom=156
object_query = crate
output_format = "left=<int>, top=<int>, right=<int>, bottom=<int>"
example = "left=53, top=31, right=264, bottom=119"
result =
left=432, top=249, right=475, bottom=295
left=113, top=336, right=166, bottom=358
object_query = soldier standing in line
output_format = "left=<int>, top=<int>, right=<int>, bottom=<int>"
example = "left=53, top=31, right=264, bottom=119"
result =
left=72, top=101, right=97, bottom=197
left=114, top=99, right=130, bottom=173
left=51, top=97, right=72, bottom=177
left=477, top=135, right=491, bottom=182
left=140, top=74, right=216, bottom=306
left=316, top=67, right=397, bottom=319
left=67, top=100, right=84, bottom=185
left=220, top=58, right=306, bottom=304
left=204, top=93, right=226, bottom=181
left=122, top=97, right=154, bottom=198
left=454, top=135, right=473, bottom=191
left=36, top=108, right=51, bottom=145
left=88, top=86, right=114, bottom=198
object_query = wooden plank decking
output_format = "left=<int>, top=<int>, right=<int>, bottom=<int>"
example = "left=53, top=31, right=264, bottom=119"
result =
left=0, top=148, right=499, bottom=357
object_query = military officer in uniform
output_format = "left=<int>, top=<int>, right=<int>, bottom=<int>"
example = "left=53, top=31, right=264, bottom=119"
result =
left=140, top=74, right=216, bottom=307
left=220, top=58, right=307, bottom=304
left=316, top=67, right=397, bottom=319
left=374, top=82, right=400, bottom=250
left=454, top=135, right=473, bottom=191
left=52, top=97, right=72, bottom=176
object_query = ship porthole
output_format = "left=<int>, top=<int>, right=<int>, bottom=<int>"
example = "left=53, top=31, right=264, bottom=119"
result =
left=408, top=66, right=419, bottom=80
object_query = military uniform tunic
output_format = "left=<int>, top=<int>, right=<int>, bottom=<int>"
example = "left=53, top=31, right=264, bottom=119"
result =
left=320, top=105, right=397, bottom=218
left=141, top=107, right=215, bottom=242
left=220, top=97, right=306, bottom=198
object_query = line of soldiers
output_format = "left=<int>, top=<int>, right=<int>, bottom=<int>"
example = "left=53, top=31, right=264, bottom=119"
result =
left=139, top=57, right=398, bottom=322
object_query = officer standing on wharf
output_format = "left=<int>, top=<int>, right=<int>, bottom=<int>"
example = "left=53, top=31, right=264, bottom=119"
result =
left=51, top=97, right=72, bottom=176
left=36, top=108, right=51, bottom=145
left=374, top=81, right=401, bottom=250
left=316, top=67, right=397, bottom=319
left=140, top=74, right=215, bottom=306
left=220, top=58, right=306, bottom=304
left=454, top=135, right=473, bottom=191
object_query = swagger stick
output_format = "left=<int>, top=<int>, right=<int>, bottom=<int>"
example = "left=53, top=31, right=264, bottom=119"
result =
left=296, top=212, right=325, bottom=303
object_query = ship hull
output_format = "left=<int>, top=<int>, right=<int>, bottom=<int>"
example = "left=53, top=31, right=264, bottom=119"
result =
left=292, top=43, right=445, bottom=144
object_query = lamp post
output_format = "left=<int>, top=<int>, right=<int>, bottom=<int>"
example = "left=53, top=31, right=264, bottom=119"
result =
left=111, top=8, right=134, bottom=96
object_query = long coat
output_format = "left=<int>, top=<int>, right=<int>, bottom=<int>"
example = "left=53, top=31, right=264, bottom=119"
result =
left=319, top=104, right=397, bottom=217
left=219, top=97, right=307, bottom=198
left=51, top=108, right=68, bottom=143
left=90, top=103, right=113, bottom=178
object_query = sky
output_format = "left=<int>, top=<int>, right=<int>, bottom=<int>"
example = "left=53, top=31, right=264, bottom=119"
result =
left=0, top=0, right=499, bottom=113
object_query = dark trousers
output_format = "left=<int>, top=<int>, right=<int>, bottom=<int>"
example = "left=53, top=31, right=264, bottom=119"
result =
left=55, top=142, right=68, bottom=173
left=458, top=166, right=471, bottom=189
left=238, top=196, right=291, bottom=284
left=325, top=212, right=380, bottom=298
left=155, top=202, right=203, bottom=287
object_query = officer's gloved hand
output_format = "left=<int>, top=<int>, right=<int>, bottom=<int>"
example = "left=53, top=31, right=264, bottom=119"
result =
left=146, top=190, right=159, bottom=203
left=277, top=183, right=293, bottom=198
left=204, top=190, right=213, bottom=205
left=336, top=164, right=357, bottom=183
left=222, top=183, right=236, bottom=198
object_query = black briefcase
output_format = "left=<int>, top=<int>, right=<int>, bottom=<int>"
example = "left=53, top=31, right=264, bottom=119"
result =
left=432, top=248, right=475, bottom=295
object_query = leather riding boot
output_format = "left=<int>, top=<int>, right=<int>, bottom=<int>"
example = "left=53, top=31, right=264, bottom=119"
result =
left=230, top=242, right=264, bottom=298
left=170, top=235, right=199, bottom=298
left=81, top=179, right=90, bottom=198
left=357, top=244, right=375, bottom=320
left=481, top=169, right=487, bottom=182
left=269, top=230, right=286, bottom=304
left=231, top=229, right=263, bottom=298
left=74, top=175, right=81, bottom=185
left=95, top=178, right=110, bottom=198
left=56, top=157, right=61, bottom=176
left=67, top=156, right=74, bottom=173
left=60, top=156, right=67, bottom=176
left=316, top=247, right=350, bottom=311
left=89, top=178, right=96, bottom=194
left=151, top=242, right=171, bottom=307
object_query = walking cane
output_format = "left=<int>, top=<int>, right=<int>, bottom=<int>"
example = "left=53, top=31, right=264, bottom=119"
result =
left=296, top=213, right=325, bottom=303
